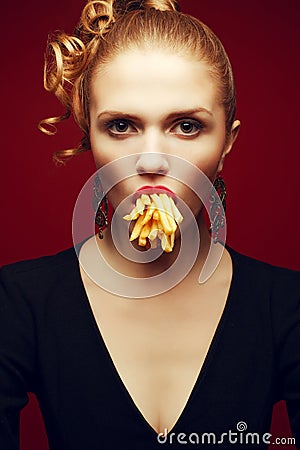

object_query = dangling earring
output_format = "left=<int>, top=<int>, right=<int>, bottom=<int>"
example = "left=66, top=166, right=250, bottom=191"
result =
left=209, top=175, right=226, bottom=244
left=92, top=174, right=108, bottom=239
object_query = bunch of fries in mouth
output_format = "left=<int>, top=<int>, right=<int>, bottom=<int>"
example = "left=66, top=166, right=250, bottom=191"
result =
left=123, top=193, right=183, bottom=252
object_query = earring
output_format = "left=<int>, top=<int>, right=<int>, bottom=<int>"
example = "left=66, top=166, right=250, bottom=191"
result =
left=209, top=176, right=226, bottom=244
left=93, top=174, right=108, bottom=239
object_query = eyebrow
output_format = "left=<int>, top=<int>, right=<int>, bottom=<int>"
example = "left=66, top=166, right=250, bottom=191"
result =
left=165, top=108, right=213, bottom=119
left=97, top=107, right=213, bottom=121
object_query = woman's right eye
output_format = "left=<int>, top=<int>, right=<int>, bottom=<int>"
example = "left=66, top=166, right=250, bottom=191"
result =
left=106, top=120, right=136, bottom=135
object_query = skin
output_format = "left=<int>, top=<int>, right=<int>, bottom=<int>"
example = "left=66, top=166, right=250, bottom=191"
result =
left=80, top=48, right=240, bottom=434
left=89, top=49, right=239, bottom=219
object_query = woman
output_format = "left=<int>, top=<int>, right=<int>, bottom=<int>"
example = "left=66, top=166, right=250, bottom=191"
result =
left=1, top=0, right=299, bottom=449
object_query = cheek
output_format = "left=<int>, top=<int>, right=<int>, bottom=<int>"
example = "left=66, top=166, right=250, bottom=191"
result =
left=106, top=187, right=122, bottom=211
left=190, top=157, right=221, bottom=181
left=93, top=153, right=107, bottom=169
left=91, top=146, right=119, bottom=171
left=193, top=127, right=227, bottom=178
left=90, top=140, right=109, bottom=169
left=189, top=147, right=225, bottom=182
left=89, top=122, right=113, bottom=168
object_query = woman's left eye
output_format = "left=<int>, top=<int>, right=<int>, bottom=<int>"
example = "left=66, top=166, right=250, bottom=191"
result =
left=171, top=120, right=203, bottom=136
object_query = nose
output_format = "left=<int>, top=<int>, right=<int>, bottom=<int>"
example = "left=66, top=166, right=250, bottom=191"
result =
left=135, top=152, right=170, bottom=175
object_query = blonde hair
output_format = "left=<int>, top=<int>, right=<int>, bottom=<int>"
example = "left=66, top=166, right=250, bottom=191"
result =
left=39, top=0, right=236, bottom=163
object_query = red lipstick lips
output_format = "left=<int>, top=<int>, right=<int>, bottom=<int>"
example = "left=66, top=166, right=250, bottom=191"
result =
left=134, top=185, right=176, bottom=201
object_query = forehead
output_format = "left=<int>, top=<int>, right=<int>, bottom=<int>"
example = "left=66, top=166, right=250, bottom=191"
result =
left=89, top=49, right=222, bottom=117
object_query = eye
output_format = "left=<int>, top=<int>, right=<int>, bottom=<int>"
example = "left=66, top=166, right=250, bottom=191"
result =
left=106, top=119, right=136, bottom=136
left=171, top=119, right=204, bottom=137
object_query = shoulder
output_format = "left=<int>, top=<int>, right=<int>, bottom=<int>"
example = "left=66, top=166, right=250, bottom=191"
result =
left=0, top=246, right=80, bottom=302
left=2, top=246, right=76, bottom=272
left=227, top=246, right=300, bottom=328
left=227, top=245, right=300, bottom=288
left=1, top=246, right=77, bottom=278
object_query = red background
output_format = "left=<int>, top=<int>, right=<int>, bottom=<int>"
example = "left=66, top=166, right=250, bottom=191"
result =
left=1, top=0, right=300, bottom=448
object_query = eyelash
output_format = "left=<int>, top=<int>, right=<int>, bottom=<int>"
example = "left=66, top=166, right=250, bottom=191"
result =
left=104, top=118, right=204, bottom=137
left=171, top=119, right=204, bottom=136
left=105, top=120, right=135, bottom=136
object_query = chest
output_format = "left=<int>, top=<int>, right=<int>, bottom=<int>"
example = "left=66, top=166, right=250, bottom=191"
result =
left=39, top=262, right=278, bottom=448
left=82, top=278, right=230, bottom=434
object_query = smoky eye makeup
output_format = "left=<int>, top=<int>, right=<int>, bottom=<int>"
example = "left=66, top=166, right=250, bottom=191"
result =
left=170, top=118, right=206, bottom=137
left=105, top=119, right=131, bottom=133
left=96, top=109, right=211, bottom=138
left=97, top=117, right=138, bottom=137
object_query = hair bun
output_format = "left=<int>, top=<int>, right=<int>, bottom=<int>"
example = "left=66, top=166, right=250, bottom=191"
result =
left=41, top=0, right=236, bottom=165
left=113, top=0, right=180, bottom=14
left=143, top=0, right=180, bottom=11
left=78, top=1, right=115, bottom=39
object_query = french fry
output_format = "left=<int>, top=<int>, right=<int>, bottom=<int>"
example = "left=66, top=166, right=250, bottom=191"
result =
left=141, top=203, right=155, bottom=225
left=123, top=192, right=183, bottom=252
left=140, top=194, right=151, bottom=205
left=139, top=235, right=147, bottom=247
left=153, top=210, right=160, bottom=221
left=157, top=219, right=163, bottom=230
left=149, top=237, right=158, bottom=248
left=161, top=194, right=177, bottom=233
left=140, top=221, right=151, bottom=239
left=138, top=236, right=147, bottom=246
left=169, top=197, right=183, bottom=224
left=148, top=220, right=159, bottom=241
left=161, top=232, right=172, bottom=253
left=136, top=197, right=145, bottom=215
left=123, top=206, right=139, bottom=221
left=151, top=194, right=173, bottom=235
left=161, top=232, right=167, bottom=251
left=170, top=232, right=175, bottom=248
left=129, top=213, right=145, bottom=241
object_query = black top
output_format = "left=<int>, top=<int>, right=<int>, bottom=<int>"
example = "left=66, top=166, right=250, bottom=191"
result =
left=0, top=246, right=299, bottom=450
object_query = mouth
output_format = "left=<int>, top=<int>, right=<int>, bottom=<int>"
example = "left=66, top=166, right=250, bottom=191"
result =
left=124, top=185, right=183, bottom=253
left=133, top=185, right=176, bottom=202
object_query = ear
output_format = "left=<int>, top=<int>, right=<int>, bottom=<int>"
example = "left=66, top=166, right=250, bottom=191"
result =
left=217, top=119, right=241, bottom=172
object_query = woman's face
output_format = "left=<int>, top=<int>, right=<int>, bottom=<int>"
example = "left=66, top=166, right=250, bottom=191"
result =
left=89, top=49, right=239, bottom=216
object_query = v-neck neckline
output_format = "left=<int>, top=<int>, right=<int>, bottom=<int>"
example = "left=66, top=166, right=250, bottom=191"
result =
left=74, top=244, right=238, bottom=437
